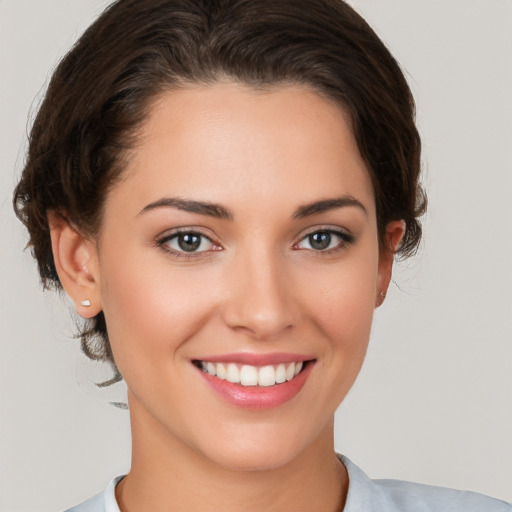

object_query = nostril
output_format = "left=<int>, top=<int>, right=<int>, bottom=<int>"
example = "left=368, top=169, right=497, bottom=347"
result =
left=221, top=269, right=298, bottom=340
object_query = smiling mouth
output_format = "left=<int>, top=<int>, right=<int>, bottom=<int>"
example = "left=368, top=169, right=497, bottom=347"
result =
left=192, top=360, right=313, bottom=387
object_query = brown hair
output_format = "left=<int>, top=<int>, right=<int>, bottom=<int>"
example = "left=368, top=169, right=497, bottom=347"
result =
left=13, top=0, right=426, bottom=368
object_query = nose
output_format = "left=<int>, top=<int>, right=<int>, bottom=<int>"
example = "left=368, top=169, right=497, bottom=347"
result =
left=221, top=247, right=298, bottom=341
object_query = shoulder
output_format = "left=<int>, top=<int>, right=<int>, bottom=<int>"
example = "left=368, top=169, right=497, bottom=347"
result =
left=63, top=476, right=124, bottom=512
left=373, top=478, right=511, bottom=512
left=340, top=455, right=511, bottom=512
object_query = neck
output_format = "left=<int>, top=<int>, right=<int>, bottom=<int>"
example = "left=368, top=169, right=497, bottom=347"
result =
left=116, top=397, right=348, bottom=512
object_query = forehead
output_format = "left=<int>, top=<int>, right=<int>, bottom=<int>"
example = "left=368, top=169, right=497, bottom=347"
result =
left=114, top=82, right=375, bottom=218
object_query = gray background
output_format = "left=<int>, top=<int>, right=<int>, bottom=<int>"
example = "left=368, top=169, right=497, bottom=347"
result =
left=1, top=1, right=511, bottom=510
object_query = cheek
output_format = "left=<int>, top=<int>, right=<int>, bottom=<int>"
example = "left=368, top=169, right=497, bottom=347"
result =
left=302, top=246, right=379, bottom=374
left=307, top=252, right=378, bottom=334
left=98, top=250, right=219, bottom=369
left=315, top=287, right=375, bottom=375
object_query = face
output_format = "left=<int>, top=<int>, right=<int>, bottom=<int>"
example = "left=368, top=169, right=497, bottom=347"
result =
left=90, top=83, right=397, bottom=471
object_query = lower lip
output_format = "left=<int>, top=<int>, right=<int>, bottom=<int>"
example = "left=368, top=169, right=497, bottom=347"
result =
left=196, top=362, right=314, bottom=409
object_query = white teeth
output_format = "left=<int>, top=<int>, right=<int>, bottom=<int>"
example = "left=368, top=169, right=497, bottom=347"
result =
left=240, top=365, right=258, bottom=386
left=275, top=364, right=287, bottom=384
left=216, top=363, right=227, bottom=380
left=226, top=363, right=241, bottom=383
left=198, top=360, right=307, bottom=387
left=285, top=363, right=295, bottom=381
left=206, top=362, right=216, bottom=375
left=258, top=365, right=276, bottom=387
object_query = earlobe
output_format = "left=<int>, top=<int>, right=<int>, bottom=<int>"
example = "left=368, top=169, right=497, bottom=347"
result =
left=48, top=212, right=102, bottom=318
left=375, top=220, right=405, bottom=308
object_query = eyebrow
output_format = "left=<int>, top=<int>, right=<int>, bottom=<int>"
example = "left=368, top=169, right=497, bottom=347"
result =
left=139, top=197, right=233, bottom=220
left=292, top=196, right=367, bottom=219
left=139, top=195, right=366, bottom=220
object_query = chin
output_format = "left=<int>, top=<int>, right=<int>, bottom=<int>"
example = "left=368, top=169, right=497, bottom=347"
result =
left=194, top=421, right=321, bottom=473
left=204, top=445, right=299, bottom=473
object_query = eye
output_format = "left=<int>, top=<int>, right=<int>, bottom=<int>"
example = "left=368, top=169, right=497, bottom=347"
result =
left=295, top=229, right=353, bottom=252
left=158, top=231, right=219, bottom=254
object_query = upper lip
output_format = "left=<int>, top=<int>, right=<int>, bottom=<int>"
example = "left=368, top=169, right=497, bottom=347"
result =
left=193, top=352, right=314, bottom=366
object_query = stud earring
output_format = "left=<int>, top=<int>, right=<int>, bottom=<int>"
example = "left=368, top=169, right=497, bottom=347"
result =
left=81, top=299, right=91, bottom=307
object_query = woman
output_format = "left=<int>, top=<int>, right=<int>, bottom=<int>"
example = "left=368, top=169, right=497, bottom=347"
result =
left=11, top=0, right=511, bottom=510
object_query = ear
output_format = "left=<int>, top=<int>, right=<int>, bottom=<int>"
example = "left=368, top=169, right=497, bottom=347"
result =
left=48, top=212, right=102, bottom=318
left=375, top=220, right=405, bottom=308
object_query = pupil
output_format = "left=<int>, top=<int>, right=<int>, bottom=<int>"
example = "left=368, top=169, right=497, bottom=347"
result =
left=178, top=233, right=201, bottom=252
left=310, top=232, right=331, bottom=250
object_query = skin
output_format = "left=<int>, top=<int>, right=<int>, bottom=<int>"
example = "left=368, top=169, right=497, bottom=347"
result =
left=49, top=82, right=403, bottom=511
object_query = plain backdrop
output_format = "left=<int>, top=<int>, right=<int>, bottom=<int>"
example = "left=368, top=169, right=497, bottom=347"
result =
left=1, top=1, right=511, bottom=510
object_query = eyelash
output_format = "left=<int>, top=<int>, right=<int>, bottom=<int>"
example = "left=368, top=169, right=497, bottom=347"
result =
left=156, top=229, right=220, bottom=260
left=294, top=228, right=355, bottom=255
left=155, top=227, right=355, bottom=260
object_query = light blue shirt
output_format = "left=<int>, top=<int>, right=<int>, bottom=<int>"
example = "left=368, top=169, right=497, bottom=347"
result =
left=65, top=456, right=511, bottom=511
